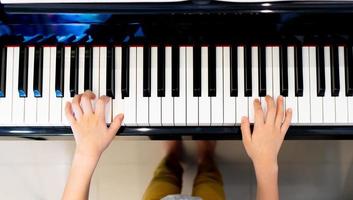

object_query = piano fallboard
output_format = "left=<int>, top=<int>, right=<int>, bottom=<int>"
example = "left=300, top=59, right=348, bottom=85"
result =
left=0, top=126, right=353, bottom=140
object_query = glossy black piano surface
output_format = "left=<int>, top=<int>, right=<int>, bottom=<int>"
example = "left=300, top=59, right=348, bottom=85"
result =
left=0, top=1, right=353, bottom=139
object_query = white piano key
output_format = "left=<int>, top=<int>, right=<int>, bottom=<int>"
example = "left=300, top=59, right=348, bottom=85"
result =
left=12, top=47, right=25, bottom=124
left=336, top=46, right=348, bottom=123
left=113, top=46, right=125, bottom=125
left=298, top=47, right=311, bottom=123
left=25, top=46, right=37, bottom=124
left=0, top=47, right=13, bottom=124
left=78, top=46, right=85, bottom=94
left=323, top=46, right=335, bottom=123
left=223, top=46, right=236, bottom=125
left=211, top=46, right=224, bottom=126
left=186, top=46, right=198, bottom=126
left=199, top=46, right=211, bottom=126
left=272, top=46, right=281, bottom=99
left=37, top=47, right=51, bottom=124
left=149, top=46, right=161, bottom=126
left=99, top=47, right=112, bottom=123
left=49, top=47, right=62, bottom=124
left=92, top=47, right=100, bottom=96
left=62, top=46, right=72, bottom=125
left=0, top=47, right=14, bottom=124
left=286, top=46, right=298, bottom=123
left=162, top=46, right=174, bottom=126
left=174, top=46, right=186, bottom=126
left=124, top=47, right=137, bottom=126
left=272, top=46, right=286, bottom=121
left=261, top=46, right=273, bottom=112
left=236, top=46, right=248, bottom=124
left=309, top=47, right=323, bottom=123
left=136, top=46, right=149, bottom=126
left=249, top=46, right=259, bottom=123
left=348, top=97, right=353, bottom=123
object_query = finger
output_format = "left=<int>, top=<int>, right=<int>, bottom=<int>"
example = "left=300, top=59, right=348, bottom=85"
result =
left=83, top=90, right=96, bottom=99
left=65, top=102, right=76, bottom=124
left=72, top=94, right=83, bottom=120
left=80, top=91, right=96, bottom=114
left=275, top=95, right=284, bottom=126
left=240, top=116, right=252, bottom=145
left=265, top=95, right=276, bottom=124
left=107, top=113, right=124, bottom=140
left=95, top=96, right=110, bottom=120
left=253, top=98, right=264, bottom=126
left=280, top=108, right=292, bottom=138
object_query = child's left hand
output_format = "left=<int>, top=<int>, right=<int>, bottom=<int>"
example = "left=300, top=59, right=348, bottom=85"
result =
left=65, top=90, right=124, bottom=159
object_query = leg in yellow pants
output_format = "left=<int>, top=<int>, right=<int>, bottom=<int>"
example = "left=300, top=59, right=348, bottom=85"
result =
left=142, top=155, right=183, bottom=200
left=143, top=155, right=225, bottom=200
left=192, top=157, right=225, bottom=200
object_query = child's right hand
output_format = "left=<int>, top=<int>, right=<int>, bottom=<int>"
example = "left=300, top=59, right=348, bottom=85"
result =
left=240, top=95, right=292, bottom=167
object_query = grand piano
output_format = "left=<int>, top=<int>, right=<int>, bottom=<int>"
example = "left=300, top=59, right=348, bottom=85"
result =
left=0, top=0, right=352, bottom=139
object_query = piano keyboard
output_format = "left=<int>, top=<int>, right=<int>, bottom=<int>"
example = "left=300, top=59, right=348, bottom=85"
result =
left=0, top=45, right=353, bottom=127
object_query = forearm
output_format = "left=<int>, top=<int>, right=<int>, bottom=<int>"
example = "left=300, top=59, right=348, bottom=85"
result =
left=62, top=151, right=100, bottom=200
left=254, top=162, right=279, bottom=200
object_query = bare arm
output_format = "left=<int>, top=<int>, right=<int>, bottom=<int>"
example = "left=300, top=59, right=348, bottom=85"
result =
left=62, top=91, right=124, bottom=200
left=241, top=96, right=292, bottom=200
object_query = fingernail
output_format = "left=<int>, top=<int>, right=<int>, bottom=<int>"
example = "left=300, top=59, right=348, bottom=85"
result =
left=241, top=116, right=247, bottom=123
left=118, top=113, right=124, bottom=121
left=288, top=108, right=292, bottom=112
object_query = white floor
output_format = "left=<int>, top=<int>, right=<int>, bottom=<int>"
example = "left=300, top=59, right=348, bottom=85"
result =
left=0, top=139, right=353, bottom=200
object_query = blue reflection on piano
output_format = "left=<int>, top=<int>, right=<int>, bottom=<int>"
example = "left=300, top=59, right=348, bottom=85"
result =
left=1, top=13, right=112, bottom=42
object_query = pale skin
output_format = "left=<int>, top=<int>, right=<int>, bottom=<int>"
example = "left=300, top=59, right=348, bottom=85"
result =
left=62, top=91, right=124, bottom=200
left=241, top=95, right=292, bottom=200
left=62, top=91, right=291, bottom=200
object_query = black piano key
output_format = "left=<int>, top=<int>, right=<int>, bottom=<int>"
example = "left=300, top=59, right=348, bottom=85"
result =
left=55, top=46, right=65, bottom=97
left=106, top=46, right=115, bottom=98
left=193, top=46, right=201, bottom=97
left=70, top=47, right=79, bottom=97
left=18, top=46, right=29, bottom=97
left=230, top=45, right=238, bottom=97
left=258, top=46, right=266, bottom=96
left=0, top=47, right=6, bottom=97
left=121, top=46, right=129, bottom=98
left=345, top=46, right=353, bottom=96
left=172, top=45, right=180, bottom=97
left=143, top=46, right=151, bottom=97
left=33, top=47, right=43, bottom=97
left=330, top=46, right=340, bottom=96
left=84, top=46, right=93, bottom=91
left=208, top=45, right=216, bottom=97
left=294, top=46, right=303, bottom=96
left=157, top=46, right=165, bottom=97
left=316, top=46, right=325, bottom=96
left=279, top=46, right=288, bottom=97
left=244, top=45, right=252, bottom=97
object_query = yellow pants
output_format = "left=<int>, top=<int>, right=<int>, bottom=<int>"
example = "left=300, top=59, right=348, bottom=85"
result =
left=142, top=155, right=225, bottom=200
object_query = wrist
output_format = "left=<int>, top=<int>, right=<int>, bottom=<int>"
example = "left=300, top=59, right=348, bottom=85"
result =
left=253, top=161, right=279, bottom=182
left=74, top=149, right=101, bottom=165
left=75, top=144, right=102, bottom=160
left=253, top=157, right=278, bottom=169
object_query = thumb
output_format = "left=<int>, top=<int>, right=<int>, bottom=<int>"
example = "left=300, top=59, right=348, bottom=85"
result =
left=240, top=116, right=252, bottom=145
left=107, top=113, right=124, bottom=139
